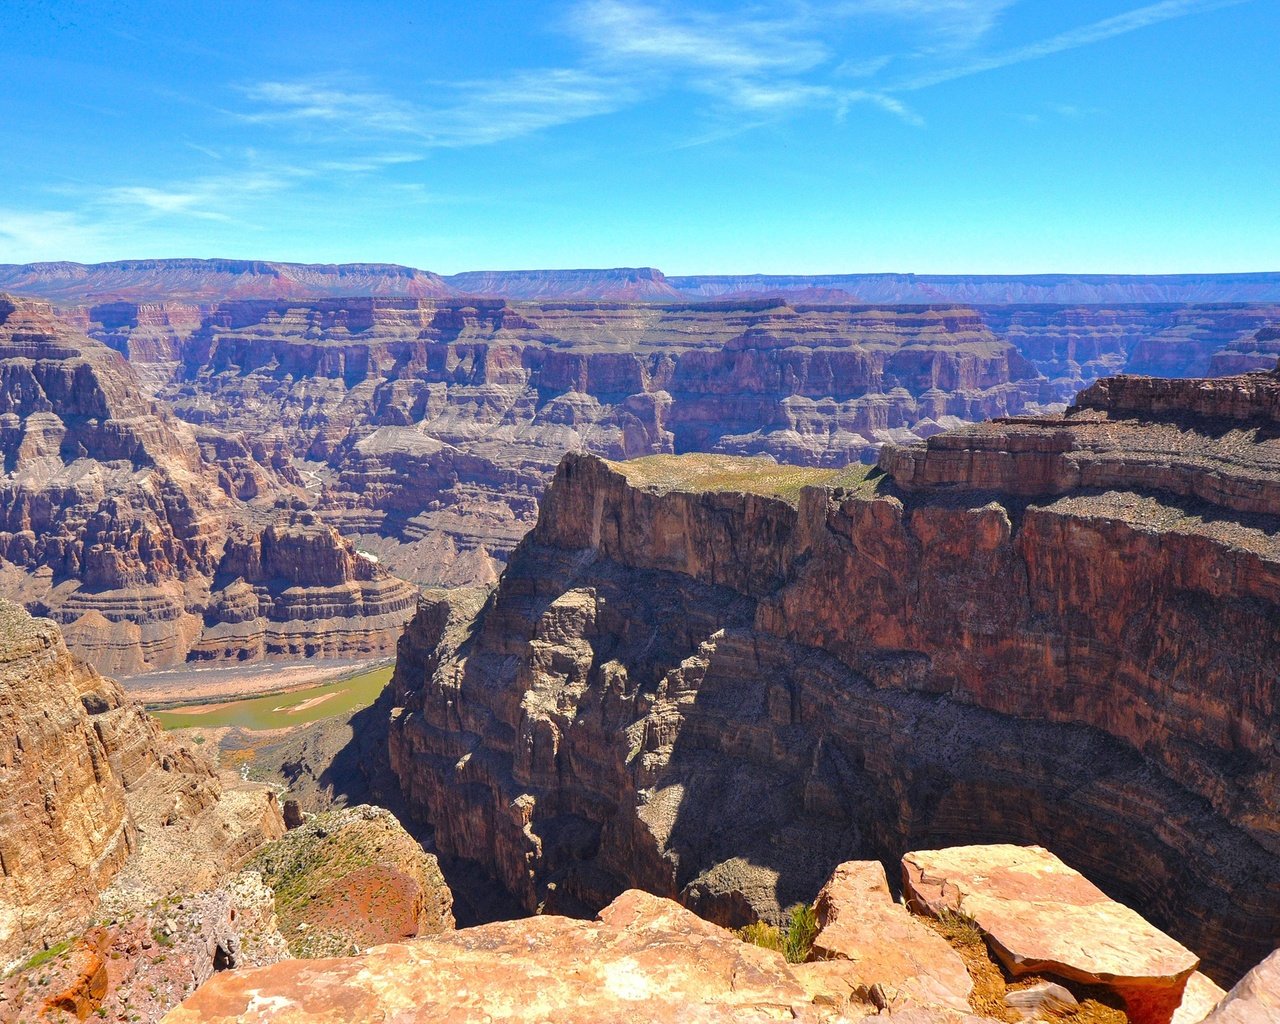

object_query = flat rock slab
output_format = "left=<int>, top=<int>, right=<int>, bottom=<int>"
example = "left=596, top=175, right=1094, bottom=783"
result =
left=163, top=889, right=828, bottom=1023
left=1201, top=949, right=1280, bottom=1024
left=903, top=844, right=1199, bottom=1024
left=807, top=860, right=973, bottom=1012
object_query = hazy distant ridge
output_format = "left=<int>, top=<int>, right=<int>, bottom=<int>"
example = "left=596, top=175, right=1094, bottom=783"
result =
left=3, top=259, right=1280, bottom=305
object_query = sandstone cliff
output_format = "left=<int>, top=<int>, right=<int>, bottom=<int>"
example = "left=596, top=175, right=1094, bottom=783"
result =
left=141, top=297, right=1052, bottom=588
left=0, top=599, right=282, bottom=972
left=0, top=296, right=417, bottom=672
left=387, top=367, right=1280, bottom=984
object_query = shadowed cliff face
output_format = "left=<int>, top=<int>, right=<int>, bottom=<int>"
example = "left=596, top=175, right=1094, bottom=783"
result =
left=387, top=369, right=1280, bottom=984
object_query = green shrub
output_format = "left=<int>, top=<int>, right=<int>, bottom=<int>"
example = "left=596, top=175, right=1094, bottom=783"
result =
left=782, top=903, right=818, bottom=964
left=736, top=920, right=785, bottom=952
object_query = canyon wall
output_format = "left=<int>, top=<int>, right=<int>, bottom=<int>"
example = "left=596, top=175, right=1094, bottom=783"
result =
left=127, top=298, right=1055, bottom=588
left=4, top=287, right=1278, bottom=670
left=0, top=598, right=282, bottom=970
left=387, top=366, right=1280, bottom=984
left=0, top=296, right=417, bottom=674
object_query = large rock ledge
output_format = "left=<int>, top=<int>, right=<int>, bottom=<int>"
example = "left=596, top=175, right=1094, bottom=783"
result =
left=387, top=367, right=1280, bottom=984
left=161, top=847, right=1268, bottom=1024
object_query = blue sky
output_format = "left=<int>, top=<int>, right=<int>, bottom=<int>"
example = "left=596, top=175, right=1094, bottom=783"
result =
left=1, top=0, right=1276, bottom=273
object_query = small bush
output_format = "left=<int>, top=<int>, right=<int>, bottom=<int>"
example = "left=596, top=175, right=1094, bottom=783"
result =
left=935, top=906, right=984, bottom=947
left=782, top=903, right=818, bottom=964
left=736, top=921, right=785, bottom=952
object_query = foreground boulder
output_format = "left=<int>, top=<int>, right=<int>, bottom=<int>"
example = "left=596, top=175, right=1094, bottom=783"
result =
left=163, top=890, right=831, bottom=1023
left=903, top=844, right=1199, bottom=1024
left=807, top=861, right=973, bottom=1012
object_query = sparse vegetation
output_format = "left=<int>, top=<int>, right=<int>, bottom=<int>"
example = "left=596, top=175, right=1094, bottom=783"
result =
left=920, top=907, right=1129, bottom=1024
left=13, top=938, right=73, bottom=975
left=613, top=454, right=876, bottom=507
left=736, top=902, right=819, bottom=964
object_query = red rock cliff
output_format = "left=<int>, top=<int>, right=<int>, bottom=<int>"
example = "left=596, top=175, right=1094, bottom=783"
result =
left=388, top=367, right=1280, bottom=984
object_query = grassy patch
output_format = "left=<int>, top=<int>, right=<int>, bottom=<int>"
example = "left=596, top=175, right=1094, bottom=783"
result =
left=613, top=454, right=874, bottom=507
left=150, top=665, right=393, bottom=731
left=13, top=938, right=73, bottom=975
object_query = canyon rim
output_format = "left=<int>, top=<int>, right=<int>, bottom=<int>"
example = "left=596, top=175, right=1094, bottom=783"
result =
left=2, top=0, right=1279, bottom=1020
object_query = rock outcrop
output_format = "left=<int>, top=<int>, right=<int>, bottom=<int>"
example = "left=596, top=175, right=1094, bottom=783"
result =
left=164, top=890, right=835, bottom=1024
left=246, top=804, right=453, bottom=958
left=903, top=845, right=1198, bottom=1024
left=0, top=870, right=289, bottom=1024
left=0, top=598, right=283, bottom=973
left=1201, top=950, right=1280, bottom=1024
left=810, top=861, right=973, bottom=1012
left=387, top=366, right=1280, bottom=984
left=154, top=855, right=1273, bottom=1024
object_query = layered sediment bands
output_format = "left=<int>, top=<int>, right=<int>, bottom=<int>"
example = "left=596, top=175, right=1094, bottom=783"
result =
left=389, top=371, right=1280, bottom=983
left=150, top=298, right=1052, bottom=586
left=0, top=599, right=218, bottom=967
left=978, top=305, right=1280, bottom=397
left=0, top=296, right=416, bottom=672
left=191, top=509, right=419, bottom=662
left=7, top=258, right=1280, bottom=305
left=1209, top=327, right=1280, bottom=376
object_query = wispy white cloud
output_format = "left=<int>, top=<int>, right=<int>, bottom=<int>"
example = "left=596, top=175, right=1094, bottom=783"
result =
left=0, top=209, right=109, bottom=264
left=237, top=70, right=629, bottom=148
left=829, top=0, right=1018, bottom=50
left=890, top=0, right=1250, bottom=91
left=573, top=0, right=829, bottom=76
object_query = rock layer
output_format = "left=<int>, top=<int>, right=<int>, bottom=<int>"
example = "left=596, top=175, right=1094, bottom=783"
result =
left=0, top=598, right=282, bottom=971
left=0, top=296, right=417, bottom=672
left=388, top=367, right=1280, bottom=983
left=141, top=297, right=1053, bottom=587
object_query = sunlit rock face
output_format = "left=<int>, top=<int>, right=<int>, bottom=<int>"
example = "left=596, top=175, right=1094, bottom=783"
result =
left=121, top=296, right=1055, bottom=588
left=388, top=365, right=1280, bottom=984
left=0, top=598, right=282, bottom=971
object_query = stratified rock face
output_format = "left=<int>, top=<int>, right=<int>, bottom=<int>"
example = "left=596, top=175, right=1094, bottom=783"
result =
left=978, top=305, right=1280, bottom=397
left=903, top=845, right=1198, bottom=1024
left=5, top=259, right=1280, bottom=305
left=191, top=509, right=419, bottom=663
left=0, top=599, right=283, bottom=973
left=247, top=805, right=453, bottom=958
left=0, top=259, right=451, bottom=304
left=148, top=297, right=1051, bottom=587
left=163, top=889, right=837, bottom=1024
left=388, top=367, right=1280, bottom=985
left=0, top=599, right=149, bottom=965
left=1209, top=327, right=1280, bottom=377
left=0, top=296, right=417, bottom=672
